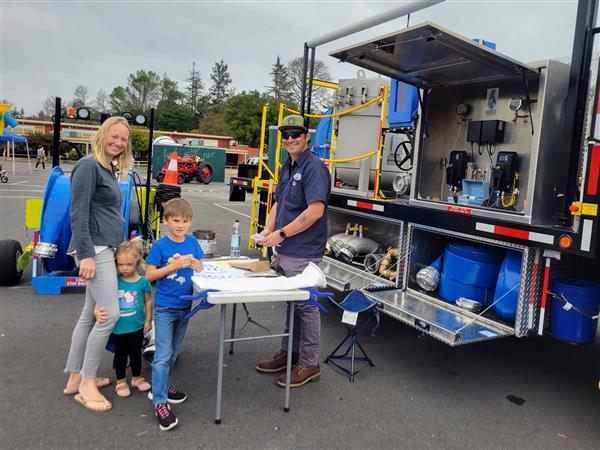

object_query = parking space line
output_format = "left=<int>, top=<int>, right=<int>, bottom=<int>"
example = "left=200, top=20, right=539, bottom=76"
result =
left=213, top=203, right=251, bottom=219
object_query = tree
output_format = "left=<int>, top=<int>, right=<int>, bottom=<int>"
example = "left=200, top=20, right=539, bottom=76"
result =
left=198, top=109, right=232, bottom=136
left=109, top=86, right=129, bottom=113
left=72, top=85, right=89, bottom=108
left=130, top=128, right=150, bottom=160
left=185, top=62, right=206, bottom=118
left=158, top=73, right=183, bottom=107
left=286, top=56, right=332, bottom=112
left=267, top=55, right=292, bottom=103
left=125, top=70, right=161, bottom=111
left=93, top=89, right=110, bottom=112
left=155, top=104, right=197, bottom=132
left=222, top=91, right=278, bottom=147
left=209, top=60, right=233, bottom=104
left=41, top=96, right=57, bottom=118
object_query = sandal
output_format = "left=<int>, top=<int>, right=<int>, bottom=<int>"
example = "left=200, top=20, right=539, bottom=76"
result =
left=115, top=382, right=131, bottom=398
left=63, top=377, right=113, bottom=396
left=74, top=394, right=112, bottom=412
left=131, top=377, right=151, bottom=392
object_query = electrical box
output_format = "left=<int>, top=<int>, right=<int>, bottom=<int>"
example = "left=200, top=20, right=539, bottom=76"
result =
left=481, top=120, right=505, bottom=144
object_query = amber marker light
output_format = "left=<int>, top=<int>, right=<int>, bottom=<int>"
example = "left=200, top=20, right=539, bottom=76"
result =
left=558, top=235, right=572, bottom=249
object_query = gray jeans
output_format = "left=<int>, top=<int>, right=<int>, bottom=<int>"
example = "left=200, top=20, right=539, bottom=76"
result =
left=277, top=253, right=322, bottom=367
left=64, top=248, right=119, bottom=378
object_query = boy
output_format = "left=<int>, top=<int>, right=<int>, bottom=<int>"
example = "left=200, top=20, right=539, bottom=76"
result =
left=145, top=198, right=204, bottom=431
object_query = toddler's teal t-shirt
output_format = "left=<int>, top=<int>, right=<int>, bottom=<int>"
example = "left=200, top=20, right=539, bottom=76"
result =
left=113, top=276, right=152, bottom=335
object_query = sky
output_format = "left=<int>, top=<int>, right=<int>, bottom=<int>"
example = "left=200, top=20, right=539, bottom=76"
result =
left=0, top=0, right=585, bottom=116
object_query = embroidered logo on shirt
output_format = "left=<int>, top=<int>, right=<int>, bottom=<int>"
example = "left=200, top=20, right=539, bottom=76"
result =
left=293, top=173, right=301, bottom=181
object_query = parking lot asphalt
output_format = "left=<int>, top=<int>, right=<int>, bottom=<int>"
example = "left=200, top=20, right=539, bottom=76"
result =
left=0, top=160, right=598, bottom=449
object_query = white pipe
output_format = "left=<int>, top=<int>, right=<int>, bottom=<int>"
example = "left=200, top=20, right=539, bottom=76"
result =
left=306, top=0, right=444, bottom=48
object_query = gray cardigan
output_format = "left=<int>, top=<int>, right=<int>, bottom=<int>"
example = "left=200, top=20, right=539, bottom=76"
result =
left=67, top=156, right=124, bottom=259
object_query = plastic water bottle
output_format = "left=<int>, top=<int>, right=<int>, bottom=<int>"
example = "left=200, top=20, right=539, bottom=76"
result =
left=230, top=219, right=241, bottom=258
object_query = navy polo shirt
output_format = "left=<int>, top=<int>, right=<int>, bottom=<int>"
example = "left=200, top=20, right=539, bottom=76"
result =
left=274, top=148, right=331, bottom=258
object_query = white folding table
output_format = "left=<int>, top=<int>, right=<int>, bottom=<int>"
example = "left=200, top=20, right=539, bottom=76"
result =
left=204, top=289, right=310, bottom=424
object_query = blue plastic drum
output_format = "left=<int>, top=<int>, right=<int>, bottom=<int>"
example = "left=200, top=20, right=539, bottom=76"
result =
left=493, top=251, right=522, bottom=322
left=439, top=243, right=501, bottom=305
left=550, top=278, right=600, bottom=344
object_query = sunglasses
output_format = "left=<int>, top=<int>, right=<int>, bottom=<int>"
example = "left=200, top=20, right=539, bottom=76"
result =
left=281, top=130, right=304, bottom=140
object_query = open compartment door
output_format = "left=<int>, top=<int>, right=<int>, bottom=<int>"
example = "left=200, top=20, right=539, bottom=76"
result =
left=329, top=22, right=538, bottom=88
left=367, top=289, right=514, bottom=346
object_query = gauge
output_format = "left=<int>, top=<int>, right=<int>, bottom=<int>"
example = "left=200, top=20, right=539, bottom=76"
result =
left=134, top=114, right=147, bottom=126
left=509, top=97, right=523, bottom=111
left=456, top=101, right=469, bottom=116
left=121, top=112, right=134, bottom=123
left=76, top=107, right=90, bottom=120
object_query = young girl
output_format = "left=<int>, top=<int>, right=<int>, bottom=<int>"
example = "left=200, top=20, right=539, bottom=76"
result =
left=95, top=240, right=153, bottom=397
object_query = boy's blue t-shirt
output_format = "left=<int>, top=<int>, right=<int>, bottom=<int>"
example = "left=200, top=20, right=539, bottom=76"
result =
left=113, top=276, right=152, bottom=335
left=146, top=234, right=204, bottom=309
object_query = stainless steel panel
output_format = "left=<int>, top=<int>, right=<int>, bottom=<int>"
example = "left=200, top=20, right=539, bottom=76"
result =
left=366, top=289, right=513, bottom=346
left=329, top=22, right=538, bottom=89
left=318, top=257, right=394, bottom=291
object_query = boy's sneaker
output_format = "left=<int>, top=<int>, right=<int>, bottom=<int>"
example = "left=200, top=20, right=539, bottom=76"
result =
left=155, top=403, right=178, bottom=431
left=148, top=386, right=187, bottom=404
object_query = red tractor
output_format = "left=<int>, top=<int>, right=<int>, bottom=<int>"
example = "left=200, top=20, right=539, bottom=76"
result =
left=156, top=154, right=214, bottom=184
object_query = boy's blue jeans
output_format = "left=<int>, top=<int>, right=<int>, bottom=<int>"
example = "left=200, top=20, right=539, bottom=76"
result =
left=151, top=305, right=191, bottom=405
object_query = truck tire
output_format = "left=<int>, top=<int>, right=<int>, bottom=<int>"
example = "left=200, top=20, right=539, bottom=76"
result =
left=0, top=239, right=23, bottom=286
left=177, top=173, right=185, bottom=185
left=197, top=162, right=214, bottom=184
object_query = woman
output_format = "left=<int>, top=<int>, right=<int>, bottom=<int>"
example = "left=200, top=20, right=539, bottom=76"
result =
left=63, top=116, right=132, bottom=412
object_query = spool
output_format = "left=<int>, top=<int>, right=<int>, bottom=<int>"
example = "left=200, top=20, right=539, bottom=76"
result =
left=193, top=229, right=217, bottom=258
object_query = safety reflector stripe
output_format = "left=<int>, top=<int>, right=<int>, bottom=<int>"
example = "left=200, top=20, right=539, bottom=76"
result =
left=581, top=219, right=593, bottom=252
left=475, top=222, right=554, bottom=245
left=347, top=199, right=384, bottom=212
left=587, top=146, right=600, bottom=196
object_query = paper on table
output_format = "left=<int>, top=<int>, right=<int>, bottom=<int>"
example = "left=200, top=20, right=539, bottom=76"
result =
left=192, top=262, right=327, bottom=292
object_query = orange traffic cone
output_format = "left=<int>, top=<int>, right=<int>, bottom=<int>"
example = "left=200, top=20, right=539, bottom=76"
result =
left=162, top=152, right=179, bottom=185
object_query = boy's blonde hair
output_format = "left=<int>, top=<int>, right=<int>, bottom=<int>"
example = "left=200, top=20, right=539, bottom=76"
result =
left=91, top=116, right=133, bottom=174
left=163, top=198, right=193, bottom=220
left=115, top=239, right=146, bottom=272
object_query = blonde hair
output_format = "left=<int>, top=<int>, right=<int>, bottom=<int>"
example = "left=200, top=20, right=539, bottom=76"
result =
left=115, top=239, right=146, bottom=272
left=163, top=198, right=193, bottom=220
left=92, top=116, right=133, bottom=173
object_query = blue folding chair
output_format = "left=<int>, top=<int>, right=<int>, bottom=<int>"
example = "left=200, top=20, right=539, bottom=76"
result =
left=325, top=290, right=380, bottom=382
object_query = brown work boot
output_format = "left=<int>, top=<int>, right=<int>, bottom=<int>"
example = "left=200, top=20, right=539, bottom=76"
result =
left=256, top=350, right=298, bottom=373
left=277, top=363, right=321, bottom=387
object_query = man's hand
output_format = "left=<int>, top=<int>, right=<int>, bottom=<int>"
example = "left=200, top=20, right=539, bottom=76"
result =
left=79, top=257, right=96, bottom=280
left=191, top=259, right=203, bottom=272
left=259, top=231, right=284, bottom=248
left=94, top=305, right=108, bottom=323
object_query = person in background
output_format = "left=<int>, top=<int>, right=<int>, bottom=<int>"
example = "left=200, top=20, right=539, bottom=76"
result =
left=62, top=116, right=132, bottom=412
left=94, top=239, right=153, bottom=398
left=34, top=145, right=46, bottom=171
left=256, top=114, right=331, bottom=388
left=145, top=198, right=204, bottom=431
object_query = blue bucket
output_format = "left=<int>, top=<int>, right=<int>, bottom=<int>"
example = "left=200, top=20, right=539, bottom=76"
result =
left=550, top=278, right=600, bottom=344
left=439, top=243, right=501, bottom=305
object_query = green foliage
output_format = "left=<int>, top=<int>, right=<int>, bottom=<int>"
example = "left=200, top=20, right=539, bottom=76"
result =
left=268, top=55, right=292, bottom=104
left=130, top=128, right=150, bottom=159
left=126, top=70, right=161, bottom=110
left=198, top=112, right=232, bottom=137
left=158, top=74, right=184, bottom=107
left=209, top=60, right=233, bottom=105
left=155, top=104, right=197, bottom=132
left=222, top=91, right=278, bottom=147
left=185, top=62, right=206, bottom=118
left=26, top=131, right=53, bottom=151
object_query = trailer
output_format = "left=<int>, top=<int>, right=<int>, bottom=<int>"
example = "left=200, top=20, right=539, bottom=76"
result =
left=236, top=0, right=600, bottom=347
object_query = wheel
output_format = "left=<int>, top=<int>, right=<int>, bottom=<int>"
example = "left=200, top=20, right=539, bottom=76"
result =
left=0, top=174, right=7, bottom=183
left=197, top=162, right=214, bottom=184
left=156, top=171, right=165, bottom=183
left=0, top=239, right=23, bottom=286
left=177, top=173, right=185, bottom=185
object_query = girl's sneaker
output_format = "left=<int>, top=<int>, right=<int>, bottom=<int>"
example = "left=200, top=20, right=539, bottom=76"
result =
left=155, top=403, right=178, bottom=431
left=147, top=386, right=187, bottom=404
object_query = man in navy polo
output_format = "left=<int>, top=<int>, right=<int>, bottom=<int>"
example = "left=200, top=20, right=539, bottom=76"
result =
left=256, top=114, right=331, bottom=388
